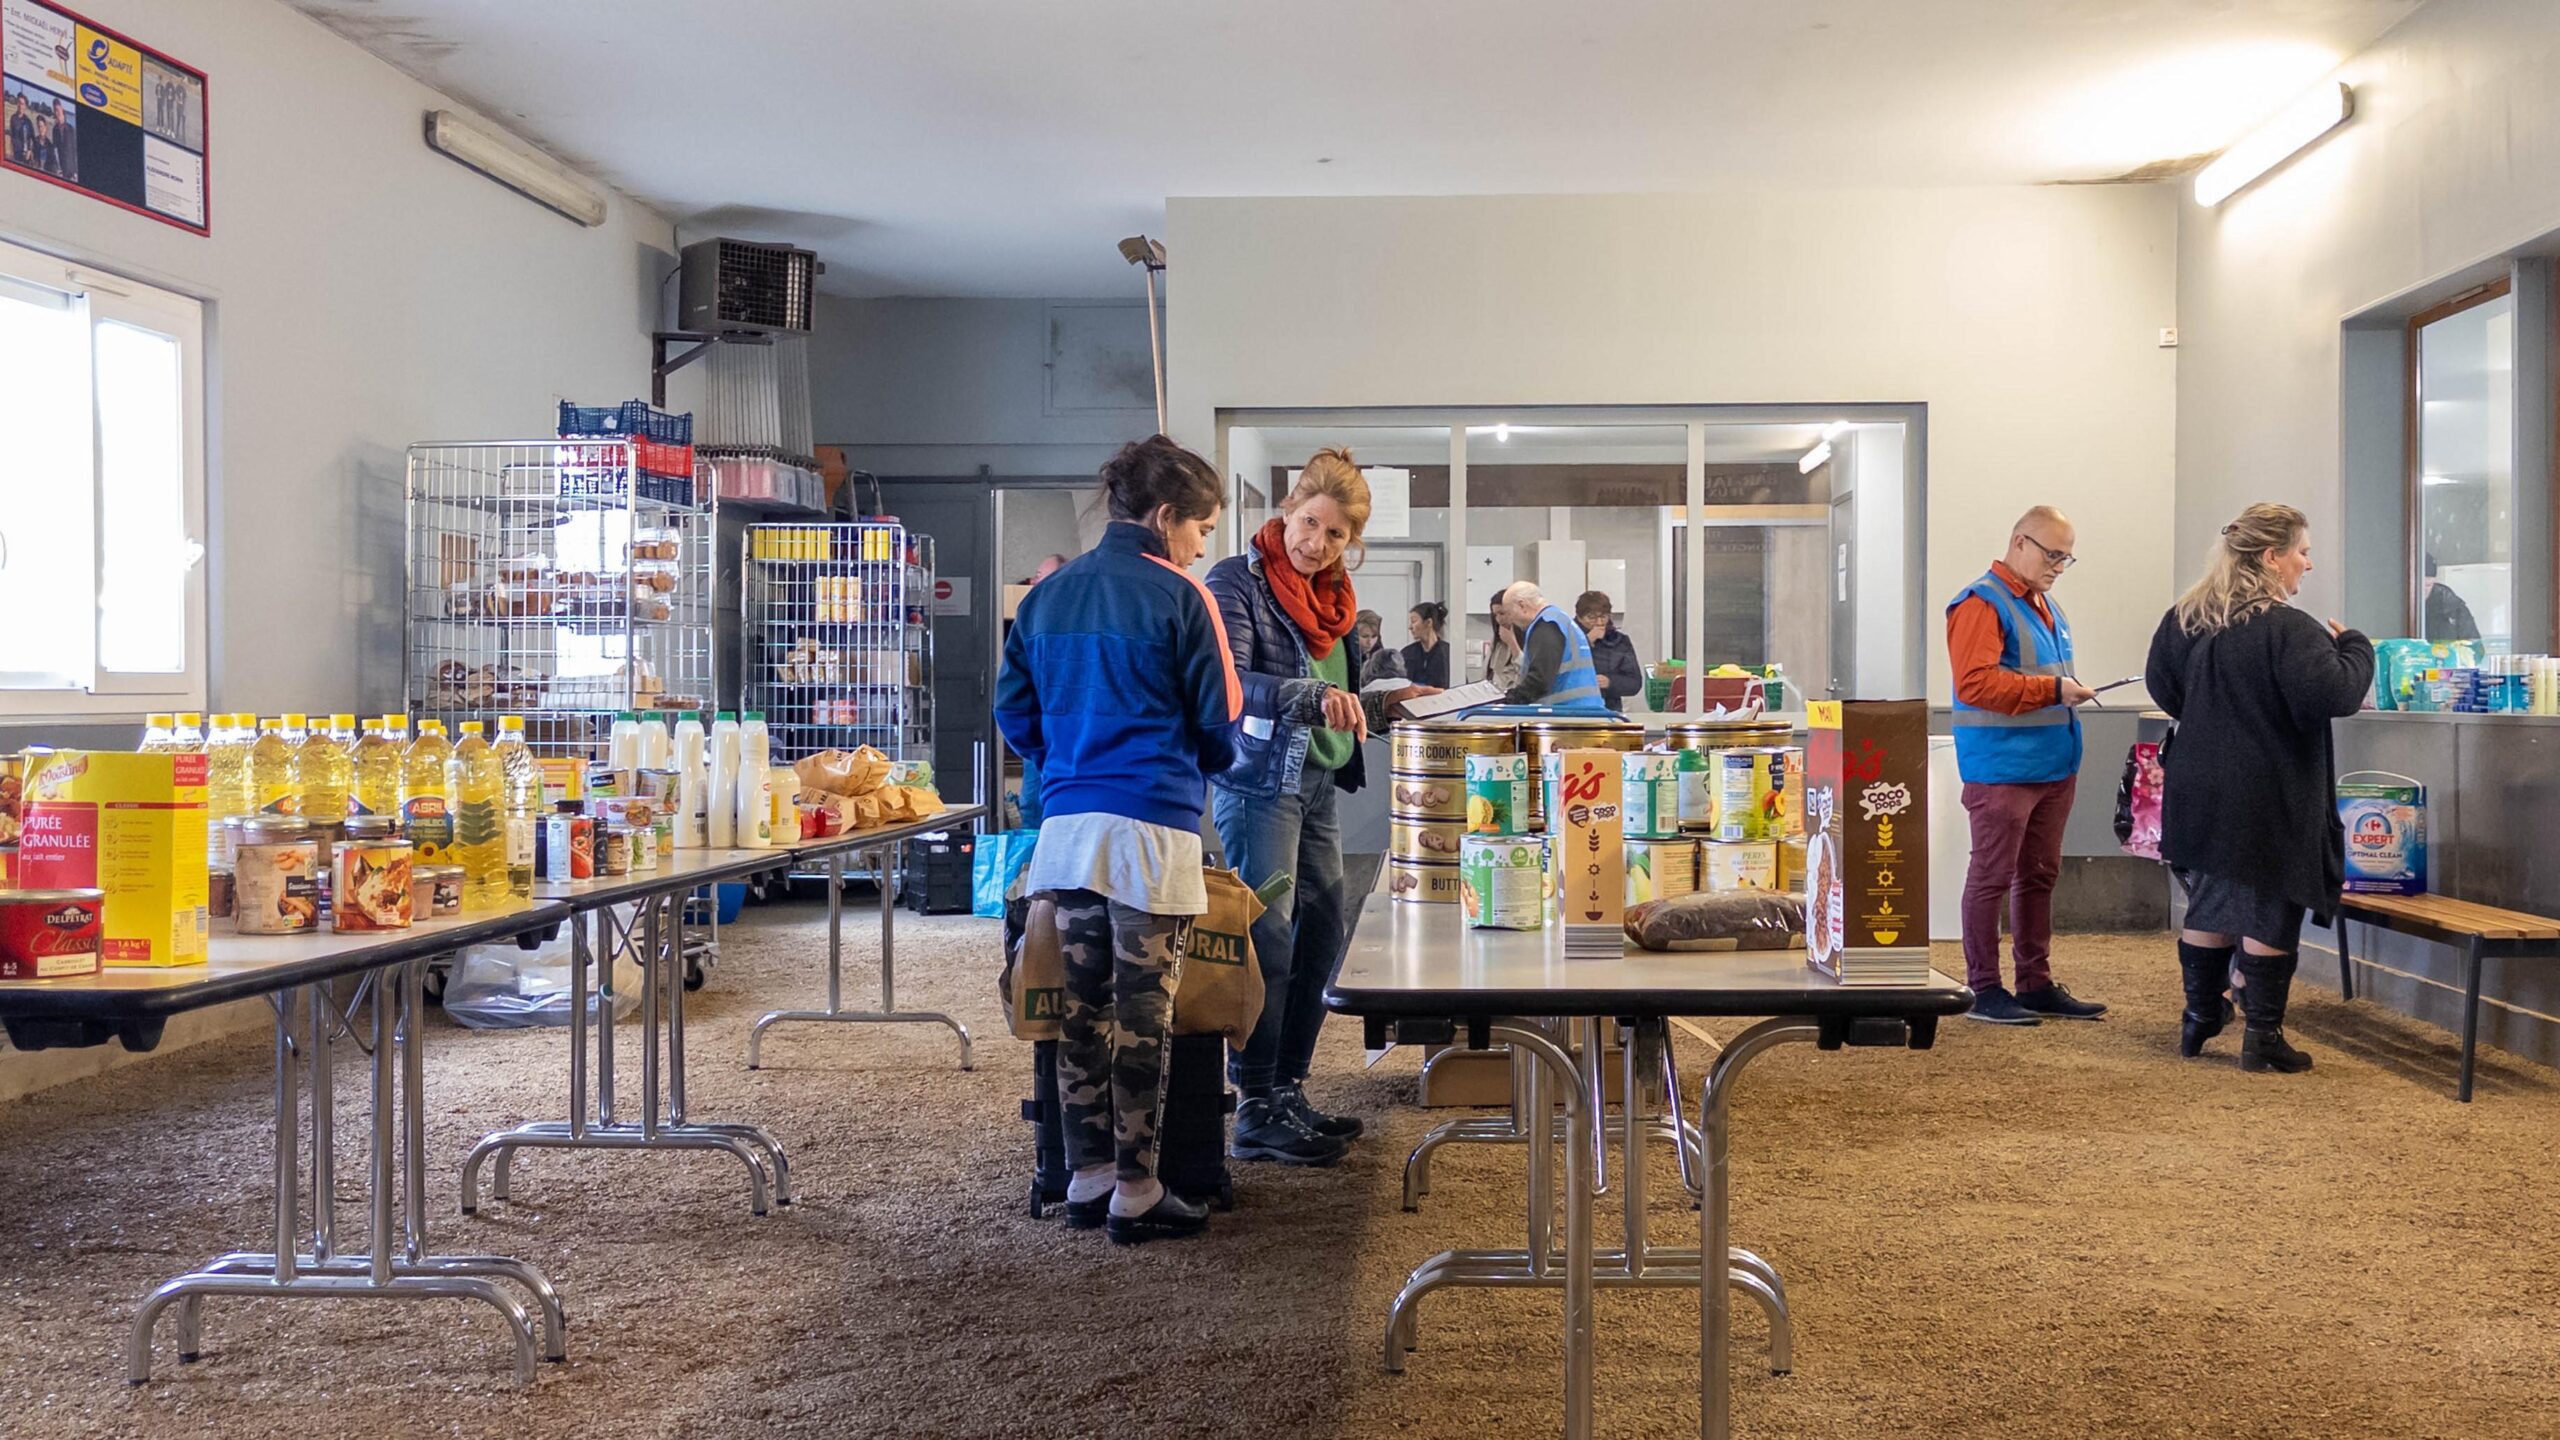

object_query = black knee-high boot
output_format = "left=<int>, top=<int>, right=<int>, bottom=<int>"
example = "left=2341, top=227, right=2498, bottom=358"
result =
left=2236, top=951, right=2313, bottom=1074
left=2176, top=940, right=2236, bottom=1057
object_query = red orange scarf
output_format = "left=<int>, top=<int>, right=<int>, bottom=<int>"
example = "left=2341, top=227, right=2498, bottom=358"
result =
left=1252, top=518, right=1357, bottom=658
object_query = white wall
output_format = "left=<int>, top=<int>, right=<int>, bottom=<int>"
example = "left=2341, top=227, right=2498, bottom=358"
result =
left=0, top=0, right=678, bottom=726
left=1165, top=188, right=2180, bottom=701
left=2175, top=0, right=2560, bottom=622
left=809, top=296, right=1158, bottom=478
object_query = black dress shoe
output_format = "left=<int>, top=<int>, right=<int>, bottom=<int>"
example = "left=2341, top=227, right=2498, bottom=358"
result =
left=1963, top=985, right=2042, bottom=1026
left=1061, top=1196, right=1107, bottom=1230
left=1106, top=1190, right=1211, bottom=1246
left=2015, top=982, right=2108, bottom=1020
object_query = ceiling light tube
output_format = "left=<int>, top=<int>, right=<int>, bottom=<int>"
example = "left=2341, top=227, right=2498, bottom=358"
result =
left=2193, top=81, right=2353, bottom=208
left=1798, top=441, right=1832, bottom=474
left=424, top=110, right=608, bottom=227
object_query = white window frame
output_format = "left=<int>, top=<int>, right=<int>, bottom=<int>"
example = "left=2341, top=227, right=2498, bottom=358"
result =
left=0, top=237, right=207, bottom=720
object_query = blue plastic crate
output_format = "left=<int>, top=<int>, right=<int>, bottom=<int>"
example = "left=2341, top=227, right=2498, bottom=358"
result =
left=558, top=400, right=693, bottom=446
left=559, top=401, right=629, bottom=437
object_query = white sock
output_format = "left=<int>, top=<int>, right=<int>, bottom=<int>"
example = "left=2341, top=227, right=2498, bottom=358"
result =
left=1066, top=1165, right=1114, bottom=1204
left=1110, top=1178, right=1165, bottom=1216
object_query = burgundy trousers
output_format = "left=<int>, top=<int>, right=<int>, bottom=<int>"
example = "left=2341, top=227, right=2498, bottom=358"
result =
left=1959, top=776, right=2077, bottom=994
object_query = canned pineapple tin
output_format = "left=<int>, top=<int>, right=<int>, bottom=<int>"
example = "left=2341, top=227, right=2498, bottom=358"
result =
left=1387, top=771, right=1467, bottom=822
left=1620, top=752, right=1680, bottom=839
left=1463, top=753, right=1530, bottom=834
left=1390, top=817, right=1467, bottom=863
left=1387, top=858, right=1464, bottom=904
left=1459, top=834, right=1548, bottom=930
left=1390, top=720, right=1518, bottom=777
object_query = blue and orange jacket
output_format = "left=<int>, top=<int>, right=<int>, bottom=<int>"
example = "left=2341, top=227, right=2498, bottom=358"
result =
left=995, top=522, right=1242, bottom=830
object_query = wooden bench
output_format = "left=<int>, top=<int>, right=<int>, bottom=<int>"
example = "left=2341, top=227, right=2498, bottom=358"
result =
left=2324, top=892, right=2560, bottom=1102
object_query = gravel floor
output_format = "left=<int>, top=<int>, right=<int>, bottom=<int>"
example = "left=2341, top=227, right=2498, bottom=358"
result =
left=1, top=903, right=2555, bottom=1439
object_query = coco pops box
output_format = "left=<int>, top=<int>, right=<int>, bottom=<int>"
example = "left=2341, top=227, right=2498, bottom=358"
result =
left=19, top=751, right=211, bottom=967
left=1801, top=702, right=1930, bottom=985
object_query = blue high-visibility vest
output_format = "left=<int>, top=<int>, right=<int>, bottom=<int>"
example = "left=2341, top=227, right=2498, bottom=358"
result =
left=1948, top=573, right=2081, bottom=784
left=1524, top=604, right=1609, bottom=714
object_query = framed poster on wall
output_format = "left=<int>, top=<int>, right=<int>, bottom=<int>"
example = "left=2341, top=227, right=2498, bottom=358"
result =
left=1, top=0, right=207, bottom=233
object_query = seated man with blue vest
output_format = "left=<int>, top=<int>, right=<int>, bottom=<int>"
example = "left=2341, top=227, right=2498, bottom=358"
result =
left=1948, top=507, right=2106, bottom=1025
left=1494, top=582, right=1612, bottom=713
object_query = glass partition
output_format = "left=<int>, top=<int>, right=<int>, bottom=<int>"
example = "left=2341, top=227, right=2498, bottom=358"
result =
left=2413, top=284, right=2514, bottom=650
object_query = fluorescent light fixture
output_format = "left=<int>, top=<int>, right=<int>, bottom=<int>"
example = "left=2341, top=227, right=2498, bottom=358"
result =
left=1798, top=441, right=1832, bottom=474
left=2422, top=474, right=2456, bottom=487
left=1495, top=424, right=1511, bottom=443
left=424, top=110, right=607, bottom=227
left=2193, top=81, right=2353, bottom=207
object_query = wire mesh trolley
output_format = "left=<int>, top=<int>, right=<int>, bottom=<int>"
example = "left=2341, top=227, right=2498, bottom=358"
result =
left=740, top=522, right=935, bottom=765
left=405, top=440, right=713, bottom=758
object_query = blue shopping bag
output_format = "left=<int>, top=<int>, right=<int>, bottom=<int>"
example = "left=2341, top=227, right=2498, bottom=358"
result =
left=973, top=830, right=1040, bottom=918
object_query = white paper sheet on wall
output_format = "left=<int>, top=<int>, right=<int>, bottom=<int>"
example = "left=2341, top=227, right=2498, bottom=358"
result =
left=1365, top=467, right=1410, bottom=538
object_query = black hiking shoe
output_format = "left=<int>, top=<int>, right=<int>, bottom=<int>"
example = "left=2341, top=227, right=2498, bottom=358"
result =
left=1231, top=1095, right=1347, bottom=1166
left=1278, top=1082, right=1364, bottom=1141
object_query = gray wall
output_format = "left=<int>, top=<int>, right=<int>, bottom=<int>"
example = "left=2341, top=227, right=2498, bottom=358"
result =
left=807, top=296, right=1159, bottom=479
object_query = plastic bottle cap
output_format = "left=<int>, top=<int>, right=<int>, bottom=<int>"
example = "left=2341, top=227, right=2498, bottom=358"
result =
left=500, top=716, right=525, bottom=731
left=461, top=721, right=484, bottom=735
left=332, top=713, right=356, bottom=728
left=179, top=713, right=202, bottom=725
left=283, top=713, right=307, bottom=726
left=261, top=717, right=282, bottom=729
left=388, top=714, right=409, bottom=727
left=744, top=711, right=763, bottom=722
left=716, top=711, right=737, bottom=721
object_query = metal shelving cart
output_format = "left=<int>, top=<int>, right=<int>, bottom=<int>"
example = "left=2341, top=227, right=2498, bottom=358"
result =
left=405, top=439, right=714, bottom=753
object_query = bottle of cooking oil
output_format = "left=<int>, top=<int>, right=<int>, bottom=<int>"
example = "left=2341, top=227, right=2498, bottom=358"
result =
left=449, top=721, right=507, bottom=912
left=204, top=714, right=255, bottom=868
left=403, top=720, right=455, bottom=862
left=352, top=718, right=403, bottom=819
left=282, top=712, right=310, bottom=745
left=296, top=713, right=357, bottom=822
left=250, top=717, right=301, bottom=815
left=174, top=712, right=206, bottom=750
left=495, top=716, right=540, bottom=899
left=139, top=713, right=176, bottom=751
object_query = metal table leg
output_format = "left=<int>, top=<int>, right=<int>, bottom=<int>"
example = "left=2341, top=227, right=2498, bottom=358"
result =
left=1701, top=1018, right=1819, bottom=1440
left=747, top=844, right=972, bottom=1071
left=132, top=972, right=556, bottom=1386
left=464, top=894, right=790, bottom=1217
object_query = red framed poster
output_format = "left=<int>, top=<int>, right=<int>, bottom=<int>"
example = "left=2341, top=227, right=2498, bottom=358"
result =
left=1, top=0, right=208, bottom=234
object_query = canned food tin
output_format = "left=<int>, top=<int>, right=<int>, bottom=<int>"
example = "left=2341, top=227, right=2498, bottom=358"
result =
left=412, top=864, right=464, bottom=919
left=235, top=818, right=321, bottom=935
left=1389, top=817, right=1467, bottom=863
left=1387, top=771, right=1467, bottom=822
left=333, top=840, right=414, bottom=932
left=1621, top=752, right=1680, bottom=839
left=633, top=830, right=659, bottom=872
left=1715, top=747, right=1795, bottom=843
left=598, top=825, right=634, bottom=876
left=1459, top=835, right=1548, bottom=930
left=1463, top=754, right=1530, bottom=835
left=344, top=814, right=402, bottom=841
left=1520, top=717, right=1643, bottom=823
left=1625, top=837, right=1698, bottom=906
left=0, top=887, right=103, bottom=979
left=1387, top=858, right=1464, bottom=904
left=1702, top=840, right=1779, bottom=893
left=1389, top=720, right=1518, bottom=776
left=1659, top=720, right=1793, bottom=754
left=1778, top=836, right=1808, bottom=893
left=1676, top=748, right=1717, bottom=833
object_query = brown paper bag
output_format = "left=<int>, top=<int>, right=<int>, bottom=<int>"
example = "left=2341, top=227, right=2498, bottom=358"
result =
left=998, top=890, right=1064, bottom=1041
left=1171, top=867, right=1268, bottom=1043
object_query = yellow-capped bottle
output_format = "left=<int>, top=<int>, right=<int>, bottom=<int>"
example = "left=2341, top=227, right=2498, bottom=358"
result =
left=174, top=712, right=206, bottom=751
left=495, top=716, right=540, bottom=899
left=403, top=720, right=455, bottom=862
left=250, top=717, right=301, bottom=815
left=139, top=713, right=176, bottom=752
left=353, top=718, right=404, bottom=819
left=204, top=714, right=256, bottom=868
left=297, top=713, right=357, bottom=822
left=450, top=721, right=507, bottom=911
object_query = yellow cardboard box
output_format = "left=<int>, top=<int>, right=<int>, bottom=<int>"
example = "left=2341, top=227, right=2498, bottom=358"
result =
left=20, top=751, right=211, bottom=967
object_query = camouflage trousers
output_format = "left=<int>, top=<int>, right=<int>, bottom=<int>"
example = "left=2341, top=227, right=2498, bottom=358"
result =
left=1050, top=890, right=1187, bottom=1183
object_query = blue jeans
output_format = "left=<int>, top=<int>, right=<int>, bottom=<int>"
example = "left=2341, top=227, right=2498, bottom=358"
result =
left=1214, top=760, right=1347, bottom=1093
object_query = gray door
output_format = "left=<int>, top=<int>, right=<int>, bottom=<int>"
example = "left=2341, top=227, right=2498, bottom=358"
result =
left=877, top=482, right=994, bottom=803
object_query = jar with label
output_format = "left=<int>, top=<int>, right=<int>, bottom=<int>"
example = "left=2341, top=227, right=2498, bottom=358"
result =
left=236, top=817, right=323, bottom=935
left=411, top=863, right=465, bottom=919
left=334, top=836, right=415, bottom=932
left=597, top=824, right=634, bottom=876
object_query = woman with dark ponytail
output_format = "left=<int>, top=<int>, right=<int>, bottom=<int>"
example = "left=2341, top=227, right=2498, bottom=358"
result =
left=2143, top=503, right=2373, bottom=1074
left=1402, top=602, right=1452, bottom=688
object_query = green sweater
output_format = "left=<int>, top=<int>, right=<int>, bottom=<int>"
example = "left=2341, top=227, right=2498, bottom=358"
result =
left=1306, top=643, right=1354, bottom=772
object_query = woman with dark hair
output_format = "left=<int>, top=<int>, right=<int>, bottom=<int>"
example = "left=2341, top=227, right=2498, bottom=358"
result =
left=1402, top=602, right=1452, bottom=688
left=2144, top=502, right=2373, bottom=1074
left=1482, top=594, right=1523, bottom=691
left=995, top=435, right=1240, bottom=1243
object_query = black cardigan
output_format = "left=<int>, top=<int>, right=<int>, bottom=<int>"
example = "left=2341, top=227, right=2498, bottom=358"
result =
left=2142, top=604, right=2375, bottom=917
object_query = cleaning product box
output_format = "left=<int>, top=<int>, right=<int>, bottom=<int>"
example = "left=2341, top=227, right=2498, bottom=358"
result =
left=2338, top=773, right=2426, bottom=895
left=1554, top=749, right=1625, bottom=958
left=1803, top=701, right=1930, bottom=985
left=20, top=751, right=211, bottom=967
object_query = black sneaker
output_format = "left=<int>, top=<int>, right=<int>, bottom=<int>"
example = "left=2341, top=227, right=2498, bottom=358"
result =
left=1277, top=1082, right=1364, bottom=1141
left=2015, top=982, right=2108, bottom=1020
left=1106, top=1189, right=1211, bottom=1245
left=1061, top=1195, right=1108, bottom=1230
left=1964, top=985, right=2042, bottom=1026
left=1231, top=1095, right=1347, bottom=1166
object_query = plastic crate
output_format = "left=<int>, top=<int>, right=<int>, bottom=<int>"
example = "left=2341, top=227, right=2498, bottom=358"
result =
left=559, top=400, right=694, bottom=446
left=634, top=436, right=694, bottom=479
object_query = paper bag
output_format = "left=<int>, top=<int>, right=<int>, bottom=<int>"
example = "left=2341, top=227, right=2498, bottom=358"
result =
left=1171, top=867, right=1267, bottom=1043
left=998, top=881, right=1065, bottom=1041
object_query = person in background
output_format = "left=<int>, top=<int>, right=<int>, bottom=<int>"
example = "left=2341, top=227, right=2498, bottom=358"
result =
left=1482, top=595, right=1523, bottom=691
left=2145, top=503, right=2373, bottom=1073
left=994, top=435, right=1239, bottom=1244
left=1493, top=582, right=1609, bottom=711
left=1948, top=506, right=2108, bottom=1026
left=1027, top=553, right=1070, bottom=586
left=1208, top=448, right=1431, bottom=1166
left=1354, top=609, right=1406, bottom=682
left=1403, top=602, right=1452, bottom=688
left=2423, top=554, right=2480, bottom=644
left=1576, top=590, right=1644, bottom=713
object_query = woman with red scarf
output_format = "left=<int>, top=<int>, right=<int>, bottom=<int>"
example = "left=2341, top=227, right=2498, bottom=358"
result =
left=1206, top=448, right=1431, bottom=1166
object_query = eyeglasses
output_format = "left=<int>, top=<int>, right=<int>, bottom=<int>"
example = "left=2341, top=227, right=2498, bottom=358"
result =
left=2015, top=535, right=2076, bottom=570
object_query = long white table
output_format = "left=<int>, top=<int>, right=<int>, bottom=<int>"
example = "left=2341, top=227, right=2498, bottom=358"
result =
left=1327, top=894, right=1971, bottom=1440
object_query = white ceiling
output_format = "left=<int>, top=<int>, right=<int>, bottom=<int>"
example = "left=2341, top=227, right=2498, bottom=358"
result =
left=290, top=0, right=2421, bottom=299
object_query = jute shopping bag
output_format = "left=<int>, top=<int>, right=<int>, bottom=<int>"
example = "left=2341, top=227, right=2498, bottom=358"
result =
left=1170, top=867, right=1268, bottom=1044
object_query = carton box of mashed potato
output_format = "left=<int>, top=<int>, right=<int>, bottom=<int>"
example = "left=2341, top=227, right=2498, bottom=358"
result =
left=2338, top=774, right=2426, bottom=896
left=20, top=752, right=211, bottom=967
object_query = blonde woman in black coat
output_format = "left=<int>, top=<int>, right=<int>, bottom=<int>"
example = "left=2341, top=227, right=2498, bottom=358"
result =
left=2143, top=503, right=2374, bottom=1073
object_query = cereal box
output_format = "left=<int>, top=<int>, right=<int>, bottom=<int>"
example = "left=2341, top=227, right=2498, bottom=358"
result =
left=1554, top=750, right=1625, bottom=956
left=1802, top=702, right=1929, bottom=984
left=19, top=751, right=211, bottom=967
